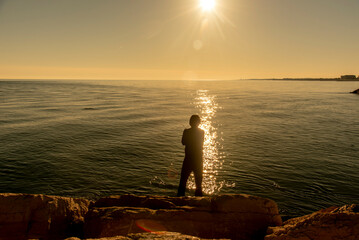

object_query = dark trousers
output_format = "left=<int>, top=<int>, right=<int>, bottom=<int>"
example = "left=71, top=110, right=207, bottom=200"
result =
left=177, top=160, right=203, bottom=197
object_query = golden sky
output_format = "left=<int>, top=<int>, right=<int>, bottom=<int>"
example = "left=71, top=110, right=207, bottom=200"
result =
left=0, top=0, right=358, bottom=80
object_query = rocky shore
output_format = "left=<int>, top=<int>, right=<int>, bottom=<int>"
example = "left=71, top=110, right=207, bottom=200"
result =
left=0, top=193, right=357, bottom=240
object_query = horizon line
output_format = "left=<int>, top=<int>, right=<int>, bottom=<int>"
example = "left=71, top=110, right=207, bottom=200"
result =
left=1, top=77, right=357, bottom=82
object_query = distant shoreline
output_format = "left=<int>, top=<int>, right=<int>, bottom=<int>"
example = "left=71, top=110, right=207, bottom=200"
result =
left=248, top=78, right=359, bottom=82
left=0, top=78, right=359, bottom=82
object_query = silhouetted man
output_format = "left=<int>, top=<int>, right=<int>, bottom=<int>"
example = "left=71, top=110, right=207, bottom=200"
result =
left=177, top=115, right=205, bottom=197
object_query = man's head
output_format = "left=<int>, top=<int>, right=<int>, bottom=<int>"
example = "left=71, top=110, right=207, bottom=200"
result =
left=189, top=115, right=201, bottom=128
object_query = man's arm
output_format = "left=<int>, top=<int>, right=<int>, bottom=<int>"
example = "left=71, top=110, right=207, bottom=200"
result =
left=182, top=129, right=187, bottom=145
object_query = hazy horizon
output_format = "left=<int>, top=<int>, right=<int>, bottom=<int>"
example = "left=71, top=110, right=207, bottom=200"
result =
left=0, top=77, right=356, bottom=82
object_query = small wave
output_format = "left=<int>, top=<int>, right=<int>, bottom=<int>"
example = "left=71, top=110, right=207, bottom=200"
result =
left=272, top=181, right=282, bottom=189
left=149, top=176, right=178, bottom=190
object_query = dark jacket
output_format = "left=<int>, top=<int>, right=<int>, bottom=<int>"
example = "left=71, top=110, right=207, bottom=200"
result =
left=182, top=127, right=204, bottom=164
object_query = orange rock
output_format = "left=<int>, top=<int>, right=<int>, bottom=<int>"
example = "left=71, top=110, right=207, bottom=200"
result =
left=265, top=204, right=359, bottom=240
left=0, top=193, right=90, bottom=240
left=65, top=232, right=228, bottom=239
left=0, top=193, right=282, bottom=239
left=84, top=194, right=282, bottom=240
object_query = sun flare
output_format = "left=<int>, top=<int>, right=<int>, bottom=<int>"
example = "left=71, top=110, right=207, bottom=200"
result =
left=199, top=0, right=216, bottom=12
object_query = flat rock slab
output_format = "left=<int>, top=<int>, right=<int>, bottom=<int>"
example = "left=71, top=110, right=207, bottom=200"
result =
left=84, top=194, right=282, bottom=240
left=66, top=232, right=229, bottom=239
left=265, top=204, right=359, bottom=240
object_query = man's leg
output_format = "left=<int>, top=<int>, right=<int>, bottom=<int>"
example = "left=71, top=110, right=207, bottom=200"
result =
left=194, top=166, right=203, bottom=197
left=177, top=161, right=191, bottom=197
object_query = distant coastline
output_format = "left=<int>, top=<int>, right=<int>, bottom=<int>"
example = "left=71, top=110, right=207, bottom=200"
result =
left=0, top=77, right=358, bottom=82
left=249, top=78, right=359, bottom=81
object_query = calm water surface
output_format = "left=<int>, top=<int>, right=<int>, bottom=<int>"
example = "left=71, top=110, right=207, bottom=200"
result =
left=0, top=79, right=358, bottom=218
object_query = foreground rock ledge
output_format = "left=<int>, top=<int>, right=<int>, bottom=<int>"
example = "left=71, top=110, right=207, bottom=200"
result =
left=84, top=194, right=282, bottom=240
left=1, top=193, right=358, bottom=240
left=0, top=193, right=281, bottom=240
left=66, top=232, right=230, bottom=240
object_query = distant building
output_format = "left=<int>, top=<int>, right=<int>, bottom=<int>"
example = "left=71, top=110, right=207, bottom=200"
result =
left=341, top=75, right=357, bottom=80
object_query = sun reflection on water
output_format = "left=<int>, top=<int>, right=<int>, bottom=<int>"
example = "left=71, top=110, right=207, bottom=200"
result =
left=187, top=90, right=226, bottom=195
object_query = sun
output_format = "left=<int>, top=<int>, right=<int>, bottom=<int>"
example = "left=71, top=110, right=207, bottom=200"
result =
left=199, top=0, right=216, bottom=12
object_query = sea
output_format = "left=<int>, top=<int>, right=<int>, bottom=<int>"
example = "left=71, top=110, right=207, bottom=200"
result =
left=0, top=79, right=358, bottom=218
